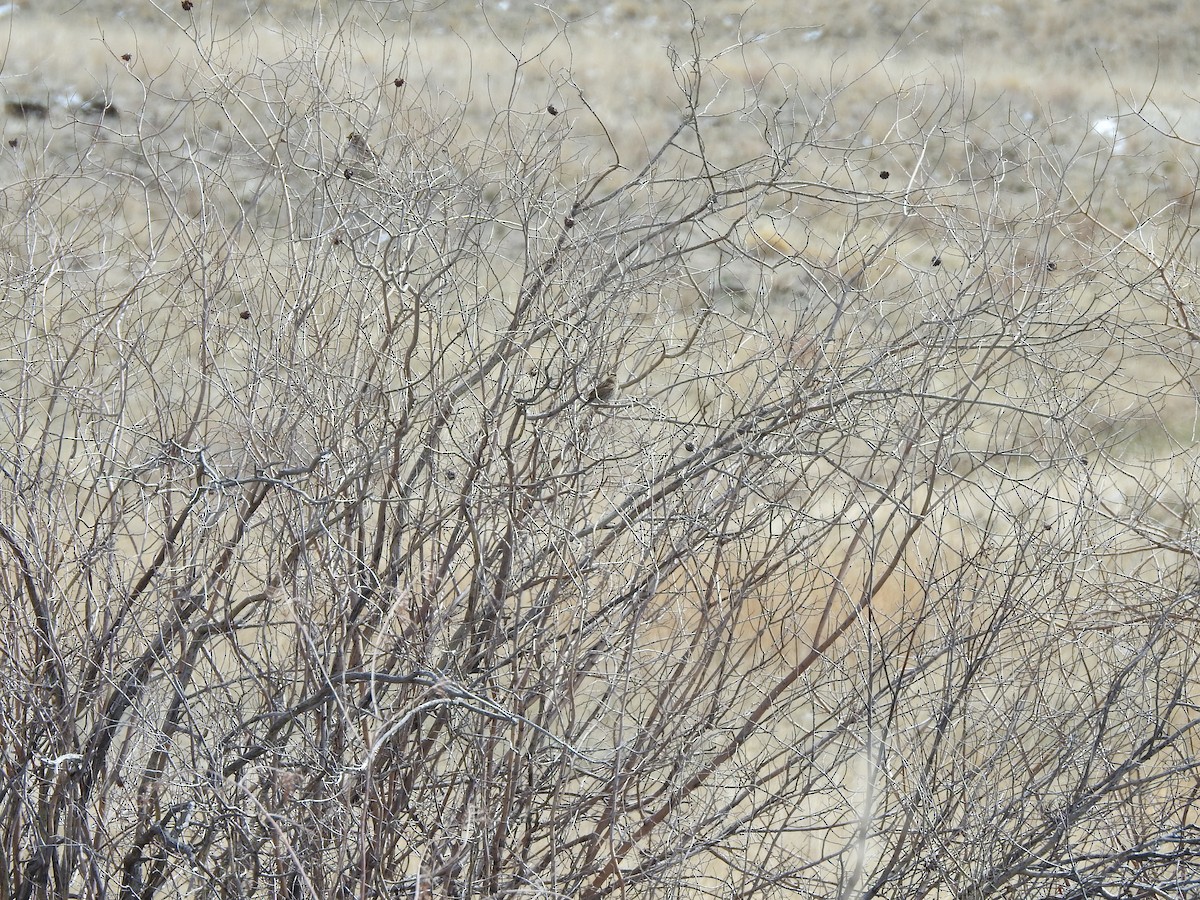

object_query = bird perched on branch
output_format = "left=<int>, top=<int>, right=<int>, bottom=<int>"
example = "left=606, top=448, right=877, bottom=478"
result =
left=586, top=372, right=619, bottom=405
left=346, top=132, right=376, bottom=160
left=341, top=131, right=380, bottom=181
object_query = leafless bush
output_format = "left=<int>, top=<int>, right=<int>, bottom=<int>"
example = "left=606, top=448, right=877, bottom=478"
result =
left=3, top=7, right=1200, bottom=900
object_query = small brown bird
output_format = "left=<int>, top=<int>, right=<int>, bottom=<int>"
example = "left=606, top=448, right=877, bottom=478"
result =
left=586, top=372, right=618, bottom=405
left=345, top=131, right=377, bottom=163
left=341, top=132, right=380, bottom=182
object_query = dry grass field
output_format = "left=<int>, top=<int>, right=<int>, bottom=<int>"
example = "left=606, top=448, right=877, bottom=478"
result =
left=5, top=3, right=1200, bottom=900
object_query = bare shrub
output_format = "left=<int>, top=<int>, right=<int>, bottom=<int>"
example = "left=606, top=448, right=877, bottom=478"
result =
left=3, top=7, right=1200, bottom=900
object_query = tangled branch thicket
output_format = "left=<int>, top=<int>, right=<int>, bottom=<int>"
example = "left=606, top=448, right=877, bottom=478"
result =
left=4, top=7, right=1200, bottom=900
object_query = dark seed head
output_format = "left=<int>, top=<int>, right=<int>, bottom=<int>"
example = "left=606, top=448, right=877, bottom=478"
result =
left=931, top=255, right=941, bottom=267
left=6, top=139, right=16, bottom=149
left=239, top=310, right=251, bottom=320
left=684, top=441, right=695, bottom=452
left=564, top=216, right=575, bottom=229
left=879, top=170, right=890, bottom=179
left=547, top=104, right=558, bottom=116
left=1046, top=260, right=1057, bottom=271
left=181, top=0, right=193, bottom=9
left=121, top=53, right=132, bottom=62
left=394, top=77, right=405, bottom=87
left=344, top=168, right=354, bottom=180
